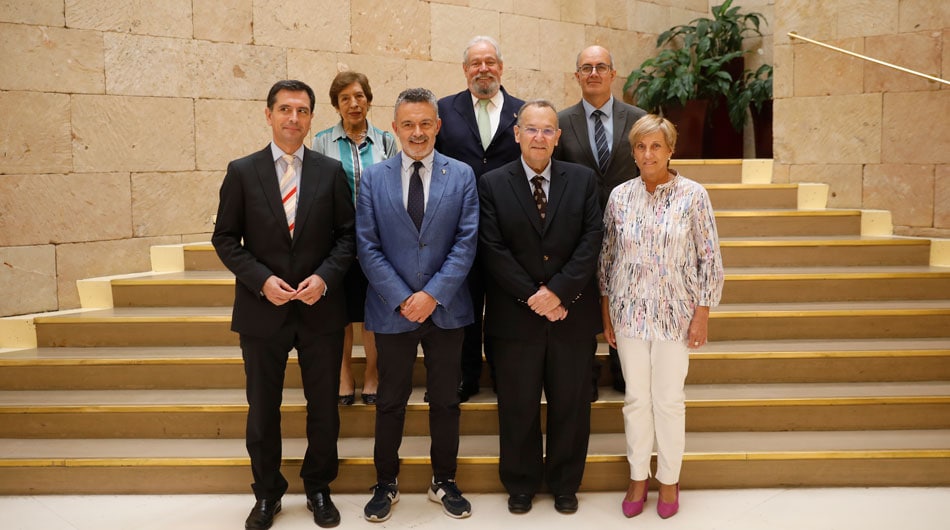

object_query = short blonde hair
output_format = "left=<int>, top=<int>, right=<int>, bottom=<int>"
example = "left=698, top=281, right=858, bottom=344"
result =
left=628, top=114, right=677, bottom=154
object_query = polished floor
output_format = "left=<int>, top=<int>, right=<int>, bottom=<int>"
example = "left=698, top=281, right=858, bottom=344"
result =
left=2, top=488, right=948, bottom=529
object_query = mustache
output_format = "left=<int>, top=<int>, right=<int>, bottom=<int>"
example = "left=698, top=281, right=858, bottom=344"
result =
left=408, top=134, right=429, bottom=143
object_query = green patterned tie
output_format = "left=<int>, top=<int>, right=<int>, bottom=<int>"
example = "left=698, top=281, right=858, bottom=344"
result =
left=477, top=99, right=492, bottom=150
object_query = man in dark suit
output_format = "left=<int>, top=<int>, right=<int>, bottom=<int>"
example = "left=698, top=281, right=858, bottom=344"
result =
left=554, top=45, right=647, bottom=400
left=358, top=88, right=479, bottom=522
left=479, top=100, right=604, bottom=515
left=435, top=36, right=525, bottom=402
left=212, top=80, right=355, bottom=530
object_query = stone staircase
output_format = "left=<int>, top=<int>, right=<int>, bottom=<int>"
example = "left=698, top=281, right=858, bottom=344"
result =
left=1, top=160, right=949, bottom=495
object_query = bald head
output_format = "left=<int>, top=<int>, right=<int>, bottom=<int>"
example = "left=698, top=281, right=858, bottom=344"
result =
left=574, top=45, right=617, bottom=107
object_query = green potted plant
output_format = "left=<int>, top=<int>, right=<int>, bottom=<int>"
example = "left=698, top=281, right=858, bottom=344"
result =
left=624, top=0, right=766, bottom=158
left=728, top=64, right=773, bottom=158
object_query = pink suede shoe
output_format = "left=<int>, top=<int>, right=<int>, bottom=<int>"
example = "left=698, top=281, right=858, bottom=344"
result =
left=656, top=483, right=679, bottom=519
left=621, top=487, right=648, bottom=518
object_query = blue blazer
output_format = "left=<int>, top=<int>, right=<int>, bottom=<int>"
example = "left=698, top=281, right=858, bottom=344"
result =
left=356, top=151, right=479, bottom=334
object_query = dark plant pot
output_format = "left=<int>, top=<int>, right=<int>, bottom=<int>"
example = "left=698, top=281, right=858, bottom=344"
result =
left=662, top=99, right=708, bottom=159
left=703, top=96, right=744, bottom=158
left=751, top=100, right=773, bottom=159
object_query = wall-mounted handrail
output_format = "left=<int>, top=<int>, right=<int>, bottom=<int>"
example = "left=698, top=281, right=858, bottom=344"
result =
left=788, top=32, right=949, bottom=86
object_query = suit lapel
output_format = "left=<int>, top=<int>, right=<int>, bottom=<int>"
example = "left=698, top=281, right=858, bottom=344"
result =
left=496, top=87, right=519, bottom=144
left=420, top=155, right=449, bottom=235
left=292, top=149, right=319, bottom=246
left=610, top=99, right=629, bottom=160
left=507, top=163, right=544, bottom=235
left=383, top=157, right=419, bottom=234
left=452, top=93, right=481, bottom=145
left=545, top=161, right=567, bottom=228
left=253, top=147, right=293, bottom=245
left=567, top=105, right=599, bottom=172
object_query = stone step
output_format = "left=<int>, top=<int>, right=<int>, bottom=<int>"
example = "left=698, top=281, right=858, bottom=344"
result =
left=720, top=236, right=931, bottom=267
left=705, top=184, right=798, bottom=209
left=31, top=301, right=950, bottom=347
left=184, top=236, right=934, bottom=272
left=1, top=430, right=947, bottom=494
left=3, top=339, right=948, bottom=390
left=2, top=382, right=947, bottom=438
left=107, top=266, right=950, bottom=307
left=716, top=210, right=861, bottom=237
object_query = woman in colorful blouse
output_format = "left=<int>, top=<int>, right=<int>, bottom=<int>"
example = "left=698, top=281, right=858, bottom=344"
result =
left=598, top=114, right=724, bottom=519
left=313, top=71, right=398, bottom=406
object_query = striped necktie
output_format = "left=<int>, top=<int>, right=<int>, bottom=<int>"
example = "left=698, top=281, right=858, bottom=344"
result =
left=592, top=109, right=610, bottom=173
left=280, top=154, right=297, bottom=236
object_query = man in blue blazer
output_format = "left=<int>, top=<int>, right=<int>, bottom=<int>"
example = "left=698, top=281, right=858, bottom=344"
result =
left=357, top=88, right=479, bottom=523
left=435, top=35, right=525, bottom=402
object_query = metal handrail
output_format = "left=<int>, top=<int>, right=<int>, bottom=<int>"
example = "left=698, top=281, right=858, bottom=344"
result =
left=788, top=32, right=949, bottom=86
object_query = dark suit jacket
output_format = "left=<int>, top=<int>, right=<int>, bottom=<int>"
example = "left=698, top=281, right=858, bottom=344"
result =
left=435, top=87, right=525, bottom=179
left=356, top=151, right=479, bottom=334
left=478, top=158, right=604, bottom=341
left=212, top=145, right=356, bottom=339
left=554, top=98, right=647, bottom=208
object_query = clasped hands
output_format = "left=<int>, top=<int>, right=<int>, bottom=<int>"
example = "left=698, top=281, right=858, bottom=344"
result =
left=528, top=285, right=567, bottom=322
left=400, top=291, right=437, bottom=323
left=262, top=274, right=326, bottom=306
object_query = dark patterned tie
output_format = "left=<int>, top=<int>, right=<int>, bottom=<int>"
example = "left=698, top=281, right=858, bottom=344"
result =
left=407, top=161, right=424, bottom=231
left=531, top=175, right=547, bottom=224
left=592, top=109, right=610, bottom=173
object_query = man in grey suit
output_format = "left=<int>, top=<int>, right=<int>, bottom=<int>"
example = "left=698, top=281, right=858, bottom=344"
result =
left=554, top=45, right=647, bottom=400
left=357, top=88, right=479, bottom=523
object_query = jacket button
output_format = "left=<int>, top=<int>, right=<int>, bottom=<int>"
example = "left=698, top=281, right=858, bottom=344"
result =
left=543, top=255, right=549, bottom=261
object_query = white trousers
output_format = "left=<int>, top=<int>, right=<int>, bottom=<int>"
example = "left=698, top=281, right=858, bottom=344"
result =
left=615, top=336, right=689, bottom=485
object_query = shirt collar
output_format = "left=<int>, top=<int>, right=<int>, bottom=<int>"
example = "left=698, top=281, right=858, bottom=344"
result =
left=581, top=95, right=614, bottom=119
left=470, top=89, right=504, bottom=110
left=520, top=156, right=552, bottom=181
left=400, top=151, right=435, bottom=174
left=329, top=119, right=384, bottom=145
left=270, top=142, right=305, bottom=162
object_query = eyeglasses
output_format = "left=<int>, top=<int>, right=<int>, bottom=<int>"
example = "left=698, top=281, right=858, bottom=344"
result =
left=520, top=127, right=557, bottom=138
left=577, top=63, right=612, bottom=76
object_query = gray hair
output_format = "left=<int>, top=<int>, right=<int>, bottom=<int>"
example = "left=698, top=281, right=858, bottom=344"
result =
left=516, top=99, right=559, bottom=128
left=463, top=35, right=503, bottom=65
left=393, top=87, right=439, bottom=120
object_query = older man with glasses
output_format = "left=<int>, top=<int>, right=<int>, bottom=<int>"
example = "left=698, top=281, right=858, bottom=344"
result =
left=478, top=100, right=603, bottom=516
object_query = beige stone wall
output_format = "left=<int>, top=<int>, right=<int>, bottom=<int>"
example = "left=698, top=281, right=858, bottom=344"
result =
left=0, top=0, right=716, bottom=316
left=774, top=0, right=949, bottom=237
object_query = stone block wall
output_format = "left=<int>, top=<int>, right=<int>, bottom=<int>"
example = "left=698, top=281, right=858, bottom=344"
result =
left=774, top=0, right=949, bottom=237
left=1, top=0, right=722, bottom=316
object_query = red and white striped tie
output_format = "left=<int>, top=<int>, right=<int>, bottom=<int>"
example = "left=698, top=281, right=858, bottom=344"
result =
left=280, top=154, right=297, bottom=236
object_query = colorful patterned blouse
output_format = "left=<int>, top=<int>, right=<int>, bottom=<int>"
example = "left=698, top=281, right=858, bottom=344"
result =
left=312, top=120, right=397, bottom=204
left=598, top=170, right=724, bottom=341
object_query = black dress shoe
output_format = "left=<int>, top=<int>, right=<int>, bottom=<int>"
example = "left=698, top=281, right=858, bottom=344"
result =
left=361, top=392, right=377, bottom=405
left=458, top=382, right=479, bottom=403
left=507, top=493, right=533, bottom=514
left=338, top=393, right=355, bottom=406
left=307, top=491, right=341, bottom=528
left=245, top=498, right=281, bottom=530
left=554, top=493, right=578, bottom=514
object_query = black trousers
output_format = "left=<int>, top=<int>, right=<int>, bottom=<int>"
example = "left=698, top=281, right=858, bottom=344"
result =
left=374, top=320, right=464, bottom=484
left=460, top=259, right=493, bottom=389
left=490, top=334, right=595, bottom=496
left=240, top=305, right=343, bottom=500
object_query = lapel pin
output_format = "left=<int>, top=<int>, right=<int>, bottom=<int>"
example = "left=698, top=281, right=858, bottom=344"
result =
left=442, top=168, right=446, bottom=175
